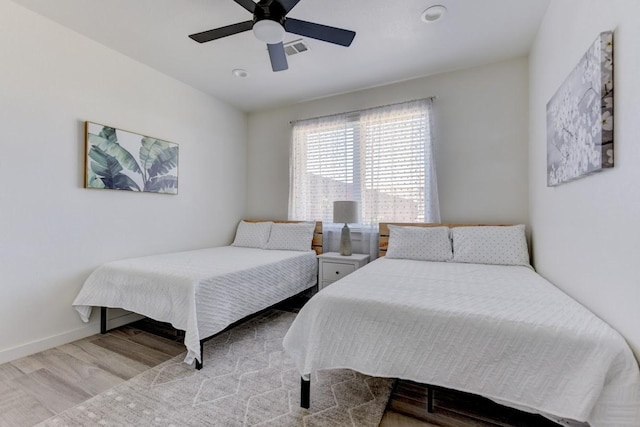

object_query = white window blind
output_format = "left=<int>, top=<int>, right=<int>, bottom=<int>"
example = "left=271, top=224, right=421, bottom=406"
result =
left=289, top=98, right=440, bottom=225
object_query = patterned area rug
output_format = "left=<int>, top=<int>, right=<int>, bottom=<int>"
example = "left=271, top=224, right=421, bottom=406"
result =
left=38, top=310, right=393, bottom=426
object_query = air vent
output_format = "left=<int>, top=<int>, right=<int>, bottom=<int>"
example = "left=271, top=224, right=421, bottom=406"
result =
left=284, top=39, right=310, bottom=56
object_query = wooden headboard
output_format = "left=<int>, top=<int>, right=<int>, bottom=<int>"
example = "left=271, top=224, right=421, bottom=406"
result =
left=245, top=220, right=323, bottom=255
left=378, top=222, right=507, bottom=258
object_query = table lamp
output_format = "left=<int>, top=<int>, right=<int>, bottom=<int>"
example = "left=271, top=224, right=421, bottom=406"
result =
left=333, top=201, right=359, bottom=256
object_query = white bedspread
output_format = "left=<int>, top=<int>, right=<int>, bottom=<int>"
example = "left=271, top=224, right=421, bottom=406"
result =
left=283, top=258, right=640, bottom=426
left=74, top=246, right=317, bottom=364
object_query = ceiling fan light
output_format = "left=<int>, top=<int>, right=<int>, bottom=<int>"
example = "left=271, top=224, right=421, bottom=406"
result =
left=253, top=20, right=285, bottom=44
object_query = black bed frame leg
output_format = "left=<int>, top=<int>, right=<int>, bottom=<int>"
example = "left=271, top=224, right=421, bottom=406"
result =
left=301, top=376, right=310, bottom=408
left=427, top=385, right=434, bottom=413
left=100, top=307, right=107, bottom=334
left=195, top=340, right=203, bottom=370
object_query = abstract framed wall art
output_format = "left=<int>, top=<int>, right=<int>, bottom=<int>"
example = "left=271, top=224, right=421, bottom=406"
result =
left=546, top=31, right=613, bottom=187
left=85, top=122, right=179, bottom=194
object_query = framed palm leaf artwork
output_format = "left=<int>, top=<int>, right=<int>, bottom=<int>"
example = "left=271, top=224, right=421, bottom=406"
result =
left=85, top=122, right=179, bottom=194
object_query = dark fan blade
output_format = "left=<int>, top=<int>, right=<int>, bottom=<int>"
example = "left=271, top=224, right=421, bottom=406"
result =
left=233, top=0, right=256, bottom=13
left=284, top=18, right=355, bottom=47
left=276, top=0, right=301, bottom=13
left=189, top=20, right=253, bottom=43
left=267, top=42, right=288, bottom=72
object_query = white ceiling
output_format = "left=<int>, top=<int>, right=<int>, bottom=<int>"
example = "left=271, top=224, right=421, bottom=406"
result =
left=12, top=0, right=550, bottom=112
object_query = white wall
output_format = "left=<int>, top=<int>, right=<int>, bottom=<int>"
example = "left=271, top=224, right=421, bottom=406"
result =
left=247, top=57, right=530, bottom=225
left=529, top=0, right=640, bottom=356
left=0, top=1, right=247, bottom=363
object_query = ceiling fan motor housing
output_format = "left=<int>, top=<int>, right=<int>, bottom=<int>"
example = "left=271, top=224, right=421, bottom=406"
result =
left=253, top=0, right=286, bottom=25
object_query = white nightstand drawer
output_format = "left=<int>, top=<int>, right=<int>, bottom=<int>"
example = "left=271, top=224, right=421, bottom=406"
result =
left=321, top=262, right=355, bottom=281
left=317, top=252, right=369, bottom=291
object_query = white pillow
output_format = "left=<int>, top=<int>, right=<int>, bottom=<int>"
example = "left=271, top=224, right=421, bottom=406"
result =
left=451, top=225, right=530, bottom=267
left=231, top=221, right=273, bottom=249
left=386, top=225, right=453, bottom=262
left=265, top=222, right=316, bottom=251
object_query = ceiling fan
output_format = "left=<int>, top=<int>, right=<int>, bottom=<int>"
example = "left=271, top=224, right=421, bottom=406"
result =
left=189, top=0, right=356, bottom=72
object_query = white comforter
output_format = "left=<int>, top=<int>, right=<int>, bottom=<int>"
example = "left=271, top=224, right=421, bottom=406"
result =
left=283, top=258, right=640, bottom=426
left=74, top=246, right=317, bottom=364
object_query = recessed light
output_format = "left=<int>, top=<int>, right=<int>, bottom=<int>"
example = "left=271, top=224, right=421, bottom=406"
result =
left=232, top=69, right=249, bottom=78
left=421, top=5, right=447, bottom=23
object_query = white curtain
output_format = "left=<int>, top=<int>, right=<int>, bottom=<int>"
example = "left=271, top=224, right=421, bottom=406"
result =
left=289, top=98, right=440, bottom=259
left=288, top=112, right=352, bottom=221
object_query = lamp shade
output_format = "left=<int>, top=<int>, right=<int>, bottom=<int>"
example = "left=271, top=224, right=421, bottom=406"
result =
left=333, top=201, right=359, bottom=224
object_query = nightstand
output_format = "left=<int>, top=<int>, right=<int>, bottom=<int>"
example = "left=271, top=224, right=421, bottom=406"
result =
left=318, top=252, right=369, bottom=290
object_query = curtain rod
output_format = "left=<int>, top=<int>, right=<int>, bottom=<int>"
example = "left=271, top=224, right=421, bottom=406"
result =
left=289, top=96, right=437, bottom=125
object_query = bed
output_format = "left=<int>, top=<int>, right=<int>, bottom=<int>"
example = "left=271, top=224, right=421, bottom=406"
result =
left=73, top=220, right=322, bottom=368
left=282, top=223, right=640, bottom=427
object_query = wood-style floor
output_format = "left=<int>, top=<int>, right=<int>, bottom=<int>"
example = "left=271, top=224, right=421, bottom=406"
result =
left=0, top=322, right=185, bottom=426
left=0, top=303, right=562, bottom=427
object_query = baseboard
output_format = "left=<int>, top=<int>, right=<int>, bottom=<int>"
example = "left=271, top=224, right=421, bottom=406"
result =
left=0, top=312, right=144, bottom=365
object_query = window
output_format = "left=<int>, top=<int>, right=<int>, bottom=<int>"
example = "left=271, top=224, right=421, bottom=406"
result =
left=289, top=99, right=439, bottom=225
